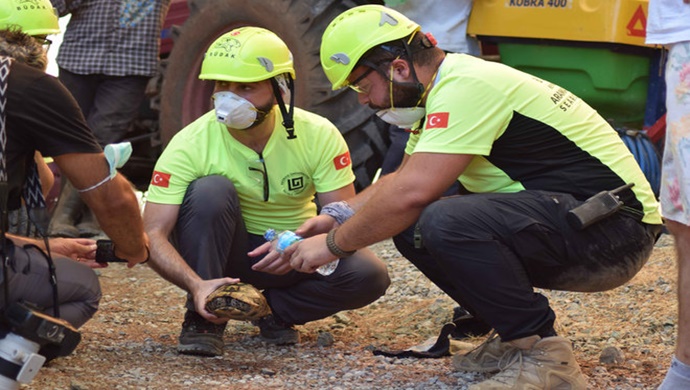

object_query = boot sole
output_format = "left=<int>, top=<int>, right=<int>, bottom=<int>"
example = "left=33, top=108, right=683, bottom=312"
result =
left=177, top=343, right=223, bottom=357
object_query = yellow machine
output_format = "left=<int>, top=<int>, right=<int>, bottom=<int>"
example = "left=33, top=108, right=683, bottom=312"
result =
left=469, top=0, right=649, bottom=47
left=467, top=0, right=660, bottom=128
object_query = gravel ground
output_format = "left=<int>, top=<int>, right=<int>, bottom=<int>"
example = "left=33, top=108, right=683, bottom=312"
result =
left=22, top=235, right=678, bottom=389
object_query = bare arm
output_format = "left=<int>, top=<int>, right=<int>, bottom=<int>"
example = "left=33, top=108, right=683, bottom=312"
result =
left=53, top=152, right=148, bottom=266
left=143, top=202, right=203, bottom=291
left=340, top=152, right=410, bottom=212
left=287, top=153, right=473, bottom=272
left=34, top=152, right=54, bottom=199
left=144, top=201, right=237, bottom=322
left=337, top=152, right=472, bottom=249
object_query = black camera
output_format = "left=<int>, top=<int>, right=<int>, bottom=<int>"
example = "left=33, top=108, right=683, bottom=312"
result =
left=95, top=239, right=127, bottom=263
left=0, top=302, right=80, bottom=386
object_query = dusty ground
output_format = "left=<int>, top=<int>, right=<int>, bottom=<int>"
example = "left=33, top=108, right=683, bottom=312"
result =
left=23, top=235, right=679, bottom=389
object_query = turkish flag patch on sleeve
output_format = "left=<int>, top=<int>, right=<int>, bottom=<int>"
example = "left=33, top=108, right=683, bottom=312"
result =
left=426, top=112, right=449, bottom=129
left=151, top=171, right=172, bottom=188
left=333, top=151, right=351, bottom=170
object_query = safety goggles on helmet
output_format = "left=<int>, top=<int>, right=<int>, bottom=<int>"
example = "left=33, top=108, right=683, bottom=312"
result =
left=0, top=0, right=60, bottom=36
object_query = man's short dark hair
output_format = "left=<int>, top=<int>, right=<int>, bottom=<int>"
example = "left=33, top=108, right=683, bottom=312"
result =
left=0, top=27, right=48, bottom=71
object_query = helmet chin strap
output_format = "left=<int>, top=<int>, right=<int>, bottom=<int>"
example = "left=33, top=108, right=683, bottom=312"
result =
left=271, top=75, right=296, bottom=139
left=399, top=35, right=425, bottom=101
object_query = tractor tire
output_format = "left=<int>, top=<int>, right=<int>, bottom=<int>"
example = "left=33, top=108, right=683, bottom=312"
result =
left=159, top=0, right=390, bottom=190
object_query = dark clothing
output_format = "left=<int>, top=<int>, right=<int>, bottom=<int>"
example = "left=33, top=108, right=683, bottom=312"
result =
left=58, top=68, right=149, bottom=145
left=172, top=175, right=390, bottom=325
left=51, top=0, right=170, bottom=144
left=2, top=61, right=101, bottom=328
left=395, top=191, right=660, bottom=342
left=52, top=0, right=170, bottom=77
left=6, top=62, right=101, bottom=210
left=0, top=240, right=101, bottom=328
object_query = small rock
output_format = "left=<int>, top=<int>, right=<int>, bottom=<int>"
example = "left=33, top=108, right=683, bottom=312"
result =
left=333, top=313, right=351, bottom=325
left=600, top=346, right=625, bottom=364
left=317, top=331, right=335, bottom=347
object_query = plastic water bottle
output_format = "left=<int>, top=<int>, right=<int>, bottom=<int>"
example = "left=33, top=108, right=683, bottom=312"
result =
left=263, top=229, right=339, bottom=276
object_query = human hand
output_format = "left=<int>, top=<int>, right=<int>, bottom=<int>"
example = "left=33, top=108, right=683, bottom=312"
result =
left=51, top=238, right=107, bottom=269
left=284, top=233, right=337, bottom=274
left=191, top=277, right=240, bottom=324
left=250, top=241, right=294, bottom=275
left=295, top=214, right=338, bottom=237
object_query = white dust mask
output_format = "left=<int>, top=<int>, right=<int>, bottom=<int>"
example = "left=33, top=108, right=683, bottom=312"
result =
left=376, top=107, right=426, bottom=129
left=213, top=91, right=257, bottom=129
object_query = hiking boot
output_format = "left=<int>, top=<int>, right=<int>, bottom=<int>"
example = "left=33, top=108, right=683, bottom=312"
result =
left=178, top=310, right=226, bottom=357
left=453, top=331, right=516, bottom=373
left=252, top=314, right=300, bottom=345
left=468, top=335, right=588, bottom=390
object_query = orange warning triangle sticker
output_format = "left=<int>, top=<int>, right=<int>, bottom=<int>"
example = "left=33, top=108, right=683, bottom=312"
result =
left=627, top=5, right=646, bottom=37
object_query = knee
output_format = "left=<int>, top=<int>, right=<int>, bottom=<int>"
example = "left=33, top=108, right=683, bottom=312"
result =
left=181, top=175, right=238, bottom=220
left=72, top=266, right=102, bottom=328
left=351, top=255, right=391, bottom=300
left=369, top=266, right=391, bottom=298
left=418, top=197, right=488, bottom=247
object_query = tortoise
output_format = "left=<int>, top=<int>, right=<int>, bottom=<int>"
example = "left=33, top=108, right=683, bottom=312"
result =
left=204, top=283, right=271, bottom=321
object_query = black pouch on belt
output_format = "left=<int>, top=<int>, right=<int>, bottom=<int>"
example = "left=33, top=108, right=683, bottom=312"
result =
left=566, top=183, right=634, bottom=230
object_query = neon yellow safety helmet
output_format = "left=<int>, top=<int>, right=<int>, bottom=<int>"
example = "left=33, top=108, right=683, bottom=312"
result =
left=0, top=0, right=60, bottom=36
left=320, top=4, right=420, bottom=90
left=199, top=27, right=295, bottom=83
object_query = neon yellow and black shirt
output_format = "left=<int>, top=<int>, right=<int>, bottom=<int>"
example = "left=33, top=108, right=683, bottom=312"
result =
left=147, top=107, right=355, bottom=234
left=406, top=53, right=661, bottom=225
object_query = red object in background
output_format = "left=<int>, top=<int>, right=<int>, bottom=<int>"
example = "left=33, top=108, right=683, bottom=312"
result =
left=646, top=114, right=666, bottom=144
left=159, top=0, right=190, bottom=55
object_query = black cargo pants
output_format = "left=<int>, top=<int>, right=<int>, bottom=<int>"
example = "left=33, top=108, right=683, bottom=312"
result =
left=393, top=190, right=661, bottom=342
left=171, top=176, right=390, bottom=325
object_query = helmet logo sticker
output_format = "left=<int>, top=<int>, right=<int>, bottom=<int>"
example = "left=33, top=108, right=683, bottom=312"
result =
left=16, top=0, right=46, bottom=9
left=257, top=57, right=274, bottom=73
left=208, top=37, right=241, bottom=59
left=379, top=12, right=399, bottom=27
left=330, top=53, right=350, bottom=65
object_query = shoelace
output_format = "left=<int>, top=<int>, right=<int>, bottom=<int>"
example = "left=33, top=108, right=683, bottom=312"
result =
left=493, top=346, right=559, bottom=385
left=465, top=329, right=500, bottom=358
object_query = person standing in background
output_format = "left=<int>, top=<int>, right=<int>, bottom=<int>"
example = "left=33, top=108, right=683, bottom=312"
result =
left=645, top=1, right=690, bottom=388
left=48, top=0, right=170, bottom=238
left=385, top=0, right=479, bottom=56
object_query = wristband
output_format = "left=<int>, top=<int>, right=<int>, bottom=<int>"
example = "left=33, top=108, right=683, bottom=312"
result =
left=326, top=228, right=355, bottom=258
left=320, top=201, right=354, bottom=225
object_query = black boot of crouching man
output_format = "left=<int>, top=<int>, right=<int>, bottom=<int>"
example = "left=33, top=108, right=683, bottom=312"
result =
left=252, top=314, right=300, bottom=345
left=178, top=310, right=226, bottom=357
